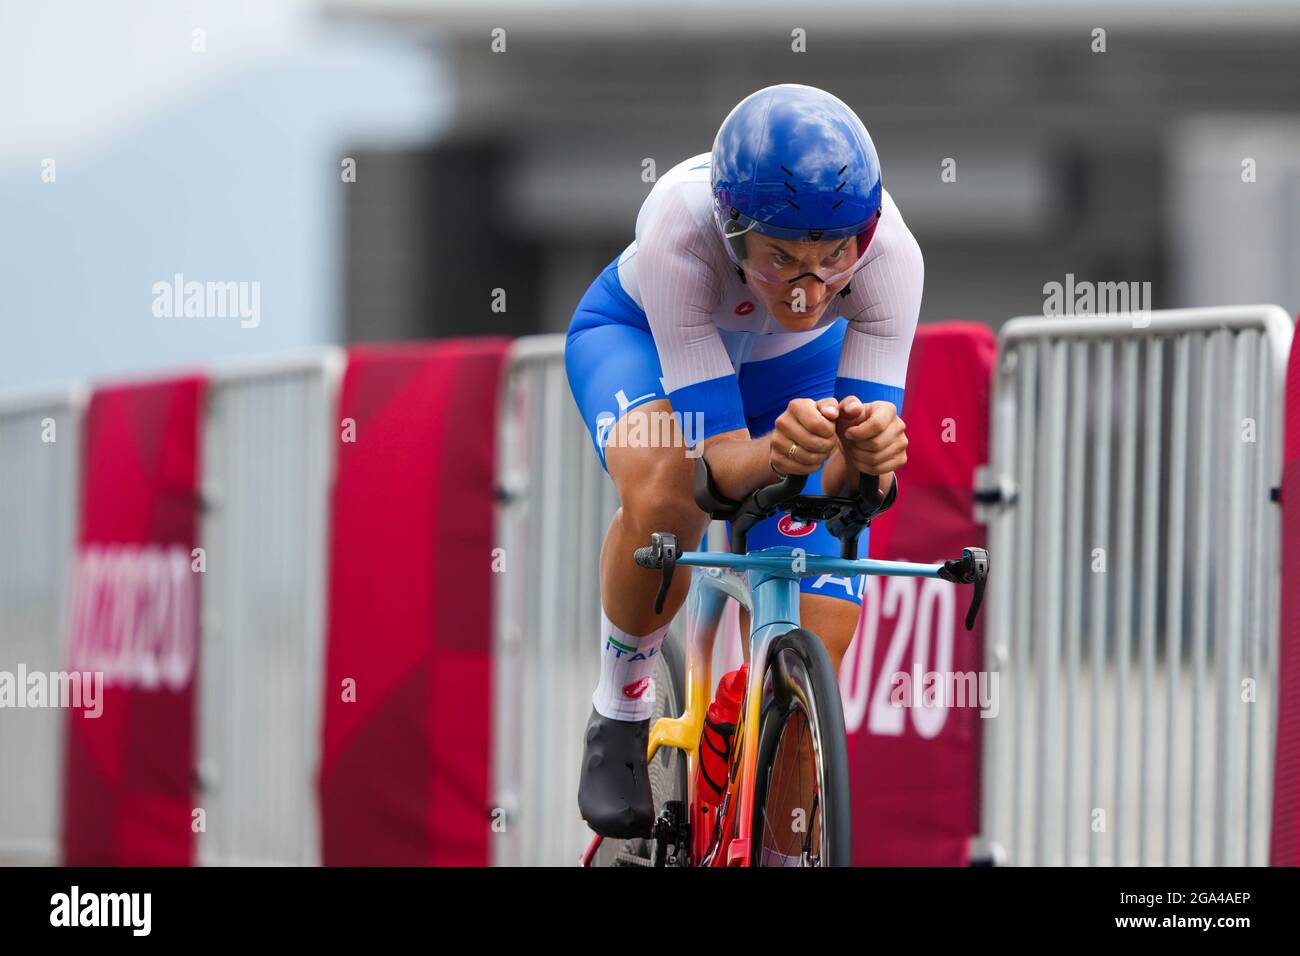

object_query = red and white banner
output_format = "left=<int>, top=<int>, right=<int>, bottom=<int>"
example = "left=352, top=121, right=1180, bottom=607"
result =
left=318, top=340, right=509, bottom=866
left=61, top=375, right=206, bottom=865
left=44, top=331, right=993, bottom=866
left=843, top=322, right=996, bottom=866
left=1271, top=318, right=1300, bottom=866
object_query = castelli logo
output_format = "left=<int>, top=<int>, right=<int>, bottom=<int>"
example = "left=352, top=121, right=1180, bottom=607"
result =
left=623, top=678, right=651, bottom=699
left=777, top=514, right=817, bottom=538
left=734, top=301, right=755, bottom=315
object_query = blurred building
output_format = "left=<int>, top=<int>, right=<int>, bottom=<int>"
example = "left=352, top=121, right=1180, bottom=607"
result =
left=4, top=2, right=1298, bottom=389
left=328, top=0, right=1300, bottom=341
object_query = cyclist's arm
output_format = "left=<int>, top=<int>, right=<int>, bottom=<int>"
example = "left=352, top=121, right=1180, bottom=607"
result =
left=699, top=430, right=763, bottom=499
left=832, top=192, right=923, bottom=495
left=703, top=396, right=842, bottom=502
left=701, top=426, right=895, bottom=504
left=636, top=191, right=748, bottom=444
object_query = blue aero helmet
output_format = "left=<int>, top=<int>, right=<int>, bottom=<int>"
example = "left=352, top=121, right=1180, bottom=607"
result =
left=711, top=84, right=883, bottom=287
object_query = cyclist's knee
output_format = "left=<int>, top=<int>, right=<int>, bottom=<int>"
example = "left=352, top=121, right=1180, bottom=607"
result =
left=610, top=443, right=703, bottom=536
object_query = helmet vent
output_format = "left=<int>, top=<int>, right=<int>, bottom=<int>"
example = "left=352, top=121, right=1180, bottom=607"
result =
left=781, top=166, right=799, bottom=201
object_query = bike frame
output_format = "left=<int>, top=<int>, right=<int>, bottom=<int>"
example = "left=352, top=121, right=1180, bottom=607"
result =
left=645, top=544, right=948, bottom=867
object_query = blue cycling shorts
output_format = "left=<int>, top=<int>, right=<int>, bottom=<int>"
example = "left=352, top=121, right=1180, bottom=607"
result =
left=565, top=259, right=871, bottom=606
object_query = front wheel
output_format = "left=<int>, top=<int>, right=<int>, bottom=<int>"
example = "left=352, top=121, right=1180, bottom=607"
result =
left=749, top=628, right=852, bottom=866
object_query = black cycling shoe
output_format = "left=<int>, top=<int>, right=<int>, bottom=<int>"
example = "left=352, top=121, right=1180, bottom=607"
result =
left=578, top=708, right=655, bottom=839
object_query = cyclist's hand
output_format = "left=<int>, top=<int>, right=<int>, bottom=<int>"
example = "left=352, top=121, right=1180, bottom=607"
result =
left=835, top=397, right=907, bottom=476
left=770, top=398, right=839, bottom=476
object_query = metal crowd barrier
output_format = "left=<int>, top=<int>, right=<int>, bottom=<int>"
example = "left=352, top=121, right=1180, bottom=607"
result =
left=0, top=385, right=84, bottom=864
left=492, top=336, right=620, bottom=866
left=978, top=305, right=1294, bottom=866
left=196, top=350, right=344, bottom=865
left=6, top=306, right=1294, bottom=868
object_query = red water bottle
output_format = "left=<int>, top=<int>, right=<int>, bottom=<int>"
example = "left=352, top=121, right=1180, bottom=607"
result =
left=696, top=664, right=747, bottom=812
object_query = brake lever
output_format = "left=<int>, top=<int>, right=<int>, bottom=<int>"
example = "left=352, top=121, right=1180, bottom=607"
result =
left=633, top=532, right=679, bottom=614
left=938, top=547, right=990, bottom=630
left=966, top=569, right=987, bottom=631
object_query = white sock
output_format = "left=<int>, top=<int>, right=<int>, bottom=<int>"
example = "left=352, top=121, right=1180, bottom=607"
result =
left=592, top=607, right=668, bottom=721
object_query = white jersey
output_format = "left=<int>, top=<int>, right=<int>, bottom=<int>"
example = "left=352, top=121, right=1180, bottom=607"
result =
left=613, top=153, right=923, bottom=429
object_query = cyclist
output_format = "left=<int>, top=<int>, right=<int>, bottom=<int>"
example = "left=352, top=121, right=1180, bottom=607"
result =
left=567, top=84, right=921, bottom=839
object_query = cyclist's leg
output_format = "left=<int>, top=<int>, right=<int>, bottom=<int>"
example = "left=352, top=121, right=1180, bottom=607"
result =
left=566, top=276, right=709, bottom=838
left=567, top=319, right=708, bottom=703
left=586, top=418, right=706, bottom=838
left=603, top=419, right=709, bottom=631
left=566, top=262, right=708, bottom=633
left=796, top=596, right=860, bottom=675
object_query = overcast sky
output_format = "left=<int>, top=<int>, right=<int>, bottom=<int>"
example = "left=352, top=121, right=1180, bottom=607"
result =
left=0, top=1, right=446, bottom=390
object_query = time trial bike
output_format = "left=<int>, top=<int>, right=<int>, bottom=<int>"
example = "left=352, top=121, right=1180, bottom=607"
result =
left=582, top=457, right=989, bottom=867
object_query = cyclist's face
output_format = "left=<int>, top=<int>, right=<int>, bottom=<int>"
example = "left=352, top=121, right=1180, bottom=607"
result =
left=741, top=234, right=855, bottom=331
